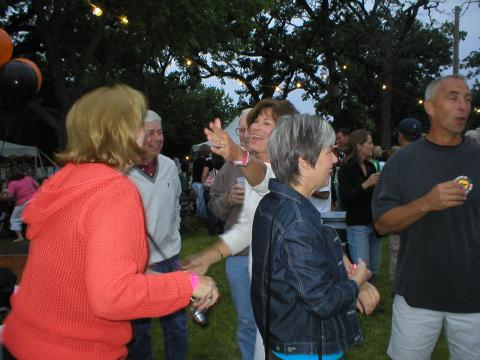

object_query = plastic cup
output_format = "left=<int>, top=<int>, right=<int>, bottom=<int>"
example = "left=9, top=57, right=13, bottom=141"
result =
left=236, top=176, right=246, bottom=188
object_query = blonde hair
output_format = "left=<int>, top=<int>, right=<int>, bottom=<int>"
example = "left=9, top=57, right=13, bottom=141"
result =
left=56, top=84, right=146, bottom=170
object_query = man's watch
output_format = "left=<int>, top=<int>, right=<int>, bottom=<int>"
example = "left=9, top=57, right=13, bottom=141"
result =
left=233, top=146, right=250, bottom=167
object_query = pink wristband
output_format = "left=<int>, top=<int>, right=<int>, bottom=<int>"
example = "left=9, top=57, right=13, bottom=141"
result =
left=187, top=272, right=200, bottom=292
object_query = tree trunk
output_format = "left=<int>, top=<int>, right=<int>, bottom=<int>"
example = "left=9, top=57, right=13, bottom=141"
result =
left=379, top=79, right=392, bottom=148
left=379, top=41, right=393, bottom=149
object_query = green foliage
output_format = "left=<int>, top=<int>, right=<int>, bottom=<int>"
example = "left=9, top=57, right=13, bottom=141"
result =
left=189, top=0, right=451, bottom=147
left=464, top=47, right=480, bottom=78
left=145, top=72, right=237, bottom=157
left=0, top=0, right=465, bottom=151
left=466, top=84, right=480, bottom=130
left=0, top=0, right=263, bottom=149
left=340, top=18, right=451, bottom=144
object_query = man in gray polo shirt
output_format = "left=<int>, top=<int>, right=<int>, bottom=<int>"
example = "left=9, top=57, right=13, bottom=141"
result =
left=373, top=75, right=479, bottom=359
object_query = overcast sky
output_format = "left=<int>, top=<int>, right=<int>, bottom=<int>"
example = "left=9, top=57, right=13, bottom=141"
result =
left=204, top=1, right=480, bottom=114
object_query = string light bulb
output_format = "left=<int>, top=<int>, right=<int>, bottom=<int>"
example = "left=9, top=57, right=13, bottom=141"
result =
left=382, top=84, right=387, bottom=90
left=237, top=79, right=244, bottom=85
left=342, top=64, right=347, bottom=70
left=418, top=99, right=424, bottom=104
left=186, top=59, right=192, bottom=66
left=296, top=82, right=302, bottom=88
left=91, top=4, right=103, bottom=16
left=119, top=15, right=128, bottom=25
left=476, top=107, right=480, bottom=114
left=275, top=86, right=281, bottom=92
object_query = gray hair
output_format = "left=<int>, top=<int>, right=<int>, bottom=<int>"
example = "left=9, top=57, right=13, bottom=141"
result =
left=424, top=74, right=467, bottom=101
left=144, top=109, right=162, bottom=127
left=268, top=114, right=335, bottom=186
left=240, top=108, right=251, bottom=120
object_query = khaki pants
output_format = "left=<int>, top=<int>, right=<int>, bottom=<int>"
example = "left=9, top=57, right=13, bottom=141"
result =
left=389, top=234, right=400, bottom=283
left=388, top=295, right=480, bottom=360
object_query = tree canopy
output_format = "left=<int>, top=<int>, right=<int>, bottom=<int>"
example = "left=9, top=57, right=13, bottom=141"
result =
left=0, top=0, right=478, bottom=153
left=0, top=0, right=264, bottom=155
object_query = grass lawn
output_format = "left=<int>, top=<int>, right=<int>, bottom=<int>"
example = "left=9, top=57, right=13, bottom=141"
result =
left=152, top=231, right=449, bottom=359
left=0, top=225, right=449, bottom=359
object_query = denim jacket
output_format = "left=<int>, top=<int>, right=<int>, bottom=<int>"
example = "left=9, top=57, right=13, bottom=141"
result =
left=251, top=179, right=362, bottom=355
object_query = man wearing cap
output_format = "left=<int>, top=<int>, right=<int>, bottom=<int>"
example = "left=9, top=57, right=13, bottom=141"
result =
left=127, top=110, right=187, bottom=360
left=335, top=128, right=351, bottom=159
left=332, top=128, right=351, bottom=211
left=398, top=117, right=422, bottom=147
left=388, top=117, right=423, bottom=282
left=373, top=75, right=479, bottom=359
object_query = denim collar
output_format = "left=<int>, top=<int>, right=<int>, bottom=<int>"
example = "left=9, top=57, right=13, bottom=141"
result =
left=268, top=178, right=312, bottom=207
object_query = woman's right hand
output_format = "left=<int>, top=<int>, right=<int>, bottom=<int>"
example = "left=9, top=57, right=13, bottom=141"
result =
left=192, top=275, right=219, bottom=310
left=362, top=172, right=380, bottom=189
left=350, top=258, right=372, bottom=288
left=204, top=118, right=244, bottom=162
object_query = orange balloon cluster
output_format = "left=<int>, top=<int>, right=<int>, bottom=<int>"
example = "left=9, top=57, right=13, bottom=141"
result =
left=0, top=28, right=43, bottom=110
left=14, top=57, right=43, bottom=91
left=0, top=28, right=13, bottom=66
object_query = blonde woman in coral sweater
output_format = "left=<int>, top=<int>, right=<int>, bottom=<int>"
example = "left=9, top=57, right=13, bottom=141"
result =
left=1, top=84, right=218, bottom=360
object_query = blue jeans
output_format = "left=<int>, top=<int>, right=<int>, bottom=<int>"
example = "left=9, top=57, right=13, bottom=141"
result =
left=225, top=256, right=256, bottom=360
left=346, top=225, right=381, bottom=283
left=204, top=189, right=224, bottom=236
left=127, top=256, right=188, bottom=360
left=192, top=182, right=207, bottom=219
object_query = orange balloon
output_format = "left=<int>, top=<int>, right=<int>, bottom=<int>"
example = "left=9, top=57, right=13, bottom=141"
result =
left=0, top=29, right=13, bottom=66
left=12, top=57, right=43, bottom=92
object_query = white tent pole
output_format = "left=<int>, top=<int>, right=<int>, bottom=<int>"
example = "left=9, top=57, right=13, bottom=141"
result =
left=39, top=150, right=59, bottom=168
left=37, top=152, right=46, bottom=178
left=34, top=153, right=39, bottom=178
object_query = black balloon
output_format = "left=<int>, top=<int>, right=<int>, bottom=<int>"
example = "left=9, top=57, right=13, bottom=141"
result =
left=0, top=60, right=37, bottom=110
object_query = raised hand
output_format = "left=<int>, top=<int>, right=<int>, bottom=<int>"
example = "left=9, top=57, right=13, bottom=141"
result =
left=204, top=118, right=243, bottom=162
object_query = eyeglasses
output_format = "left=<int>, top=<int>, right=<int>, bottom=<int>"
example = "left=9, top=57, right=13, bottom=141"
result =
left=235, top=128, right=247, bottom=136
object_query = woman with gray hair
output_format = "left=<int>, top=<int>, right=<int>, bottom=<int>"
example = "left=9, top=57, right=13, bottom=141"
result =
left=251, top=114, right=371, bottom=360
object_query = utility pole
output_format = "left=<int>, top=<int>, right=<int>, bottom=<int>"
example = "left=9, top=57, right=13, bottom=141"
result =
left=453, top=5, right=460, bottom=75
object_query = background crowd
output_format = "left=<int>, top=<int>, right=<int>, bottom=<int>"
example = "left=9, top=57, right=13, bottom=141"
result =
left=0, top=74, right=479, bottom=360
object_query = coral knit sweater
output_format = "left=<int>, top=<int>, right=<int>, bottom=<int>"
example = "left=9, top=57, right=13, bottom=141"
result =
left=3, top=163, right=193, bottom=360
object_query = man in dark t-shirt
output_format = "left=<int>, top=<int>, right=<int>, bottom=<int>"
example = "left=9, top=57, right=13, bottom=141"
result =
left=389, top=117, right=422, bottom=282
left=372, top=75, right=479, bottom=359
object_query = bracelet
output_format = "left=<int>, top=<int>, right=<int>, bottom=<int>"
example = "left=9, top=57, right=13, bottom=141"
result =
left=186, top=272, right=200, bottom=292
left=214, top=247, right=224, bottom=261
left=233, top=146, right=251, bottom=167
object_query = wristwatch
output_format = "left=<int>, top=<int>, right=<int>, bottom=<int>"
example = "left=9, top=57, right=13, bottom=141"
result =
left=233, top=146, right=250, bottom=167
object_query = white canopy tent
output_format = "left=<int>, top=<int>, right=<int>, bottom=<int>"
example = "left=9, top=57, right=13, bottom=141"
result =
left=0, top=141, right=58, bottom=180
left=192, top=115, right=241, bottom=152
